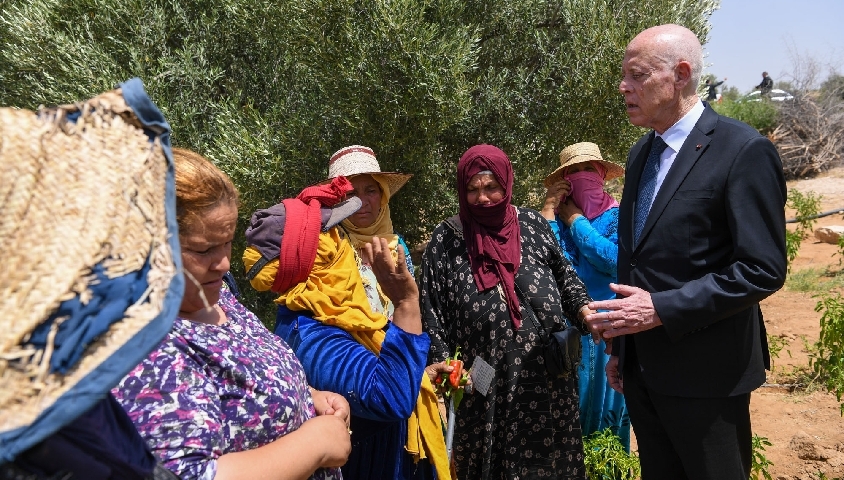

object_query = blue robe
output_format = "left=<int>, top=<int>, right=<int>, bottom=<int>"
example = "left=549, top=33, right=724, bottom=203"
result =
left=275, top=307, right=435, bottom=480
left=550, top=207, right=631, bottom=450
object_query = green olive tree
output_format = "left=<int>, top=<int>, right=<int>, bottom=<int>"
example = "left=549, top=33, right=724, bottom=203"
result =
left=1, top=0, right=719, bottom=321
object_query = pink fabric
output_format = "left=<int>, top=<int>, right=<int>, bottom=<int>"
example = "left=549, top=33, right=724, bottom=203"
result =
left=273, top=176, right=353, bottom=293
left=561, top=162, right=618, bottom=220
left=457, top=145, right=522, bottom=329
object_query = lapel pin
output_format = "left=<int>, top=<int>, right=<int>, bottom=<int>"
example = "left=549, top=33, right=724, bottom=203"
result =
left=695, top=144, right=702, bottom=150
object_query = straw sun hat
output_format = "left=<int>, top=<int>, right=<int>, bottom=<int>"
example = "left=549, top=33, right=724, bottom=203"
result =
left=543, top=142, right=625, bottom=188
left=0, top=79, right=183, bottom=461
left=324, top=145, right=412, bottom=197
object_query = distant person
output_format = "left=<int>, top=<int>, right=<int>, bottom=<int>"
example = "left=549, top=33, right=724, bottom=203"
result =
left=705, top=77, right=726, bottom=102
left=755, top=71, right=774, bottom=97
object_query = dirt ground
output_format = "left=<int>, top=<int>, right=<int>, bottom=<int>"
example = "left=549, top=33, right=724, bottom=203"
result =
left=629, top=167, right=844, bottom=480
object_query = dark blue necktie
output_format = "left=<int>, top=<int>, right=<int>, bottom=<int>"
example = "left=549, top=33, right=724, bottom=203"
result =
left=633, top=136, right=668, bottom=244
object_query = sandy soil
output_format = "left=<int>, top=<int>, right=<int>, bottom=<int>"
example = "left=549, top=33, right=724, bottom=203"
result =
left=753, top=167, right=844, bottom=480
left=628, top=167, right=844, bottom=480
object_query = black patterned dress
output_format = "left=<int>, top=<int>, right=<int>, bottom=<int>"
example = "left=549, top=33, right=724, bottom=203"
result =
left=420, top=207, right=591, bottom=480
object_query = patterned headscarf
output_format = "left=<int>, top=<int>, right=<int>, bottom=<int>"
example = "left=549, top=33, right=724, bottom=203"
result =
left=457, top=145, right=522, bottom=329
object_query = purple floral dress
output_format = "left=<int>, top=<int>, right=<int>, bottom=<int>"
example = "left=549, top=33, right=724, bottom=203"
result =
left=113, top=287, right=342, bottom=480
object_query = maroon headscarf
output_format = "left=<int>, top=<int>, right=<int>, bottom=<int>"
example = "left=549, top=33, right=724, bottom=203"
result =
left=457, top=145, right=522, bottom=329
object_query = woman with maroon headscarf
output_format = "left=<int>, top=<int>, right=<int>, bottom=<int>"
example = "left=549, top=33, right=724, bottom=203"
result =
left=420, top=144, right=592, bottom=479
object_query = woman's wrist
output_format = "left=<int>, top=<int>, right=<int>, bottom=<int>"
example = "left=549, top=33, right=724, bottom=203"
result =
left=391, top=299, right=422, bottom=334
left=563, top=213, right=583, bottom=227
left=540, top=204, right=557, bottom=221
left=577, top=305, right=592, bottom=321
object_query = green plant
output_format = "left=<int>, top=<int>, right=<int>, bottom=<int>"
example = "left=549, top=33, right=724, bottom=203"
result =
left=582, top=428, right=641, bottom=480
left=750, top=434, right=774, bottom=480
left=767, top=334, right=790, bottom=372
left=788, top=190, right=823, bottom=235
left=712, top=98, right=779, bottom=135
left=785, top=229, right=804, bottom=273
left=785, top=190, right=823, bottom=272
left=837, top=234, right=844, bottom=267
left=811, top=293, right=844, bottom=415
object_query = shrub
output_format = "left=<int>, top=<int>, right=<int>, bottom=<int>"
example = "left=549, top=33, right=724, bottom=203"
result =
left=811, top=293, right=844, bottom=415
left=750, top=434, right=774, bottom=480
left=582, top=428, right=640, bottom=480
left=785, top=189, right=822, bottom=272
left=712, top=98, right=779, bottom=136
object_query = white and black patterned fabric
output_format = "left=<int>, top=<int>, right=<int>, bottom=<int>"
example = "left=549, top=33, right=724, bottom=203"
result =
left=420, top=207, right=591, bottom=480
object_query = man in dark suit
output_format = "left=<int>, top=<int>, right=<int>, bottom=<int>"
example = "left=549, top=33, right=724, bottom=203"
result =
left=584, top=24, right=786, bottom=480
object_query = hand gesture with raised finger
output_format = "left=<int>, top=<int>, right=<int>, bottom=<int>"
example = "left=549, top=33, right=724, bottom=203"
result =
left=364, top=237, right=417, bottom=306
left=364, top=237, right=423, bottom=334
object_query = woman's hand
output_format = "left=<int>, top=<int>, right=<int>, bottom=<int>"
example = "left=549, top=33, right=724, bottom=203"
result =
left=299, top=415, right=352, bottom=468
left=541, top=181, right=571, bottom=221
left=425, top=361, right=453, bottom=393
left=310, top=389, right=351, bottom=428
left=426, top=361, right=472, bottom=394
left=365, top=237, right=422, bottom=334
left=365, top=237, right=418, bottom=306
left=557, top=199, right=584, bottom=227
left=215, top=411, right=351, bottom=479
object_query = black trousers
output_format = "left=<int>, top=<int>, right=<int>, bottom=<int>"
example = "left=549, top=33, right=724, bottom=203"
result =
left=623, top=362, right=752, bottom=480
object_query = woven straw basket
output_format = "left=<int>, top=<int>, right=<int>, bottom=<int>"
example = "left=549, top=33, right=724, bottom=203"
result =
left=0, top=80, right=182, bottom=460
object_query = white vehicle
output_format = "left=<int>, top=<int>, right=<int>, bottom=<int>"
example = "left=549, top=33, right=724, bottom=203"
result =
left=742, top=89, right=794, bottom=102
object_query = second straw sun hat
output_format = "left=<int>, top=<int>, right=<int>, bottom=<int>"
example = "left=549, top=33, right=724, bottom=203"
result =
left=544, top=142, right=625, bottom=188
left=325, top=145, right=412, bottom=197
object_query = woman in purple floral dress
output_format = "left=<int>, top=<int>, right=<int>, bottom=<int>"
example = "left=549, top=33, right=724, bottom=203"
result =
left=113, top=148, right=351, bottom=480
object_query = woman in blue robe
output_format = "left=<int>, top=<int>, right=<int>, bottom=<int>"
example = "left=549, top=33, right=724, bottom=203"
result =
left=541, top=142, right=631, bottom=450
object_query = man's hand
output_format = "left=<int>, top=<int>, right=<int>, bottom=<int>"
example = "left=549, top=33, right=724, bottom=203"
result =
left=606, top=355, right=623, bottom=394
left=585, top=283, right=662, bottom=341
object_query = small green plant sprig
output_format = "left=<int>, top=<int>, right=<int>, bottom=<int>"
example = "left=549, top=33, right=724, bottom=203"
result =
left=750, top=434, right=774, bottom=480
left=766, top=334, right=791, bottom=373
left=811, top=293, right=844, bottom=415
left=836, top=235, right=844, bottom=267
left=785, top=190, right=823, bottom=272
left=582, top=428, right=640, bottom=480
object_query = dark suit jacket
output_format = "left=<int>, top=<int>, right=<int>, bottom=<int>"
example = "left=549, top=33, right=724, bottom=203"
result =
left=615, top=105, right=786, bottom=398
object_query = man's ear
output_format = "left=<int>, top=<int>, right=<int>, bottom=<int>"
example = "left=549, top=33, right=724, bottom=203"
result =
left=675, top=60, right=693, bottom=91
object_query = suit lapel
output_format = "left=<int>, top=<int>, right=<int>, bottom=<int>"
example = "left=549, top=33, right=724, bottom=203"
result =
left=634, top=107, right=719, bottom=251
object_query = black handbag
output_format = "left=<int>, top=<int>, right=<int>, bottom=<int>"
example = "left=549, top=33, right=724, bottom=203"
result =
left=515, top=282, right=582, bottom=379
